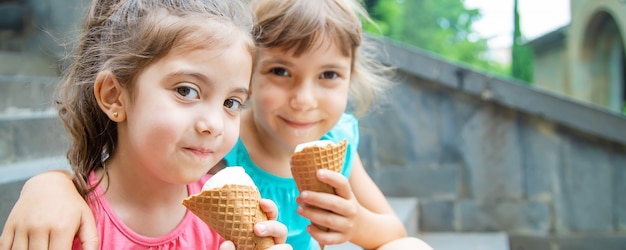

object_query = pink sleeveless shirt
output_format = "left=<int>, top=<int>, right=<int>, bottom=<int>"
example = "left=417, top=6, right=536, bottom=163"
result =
left=72, top=173, right=223, bottom=250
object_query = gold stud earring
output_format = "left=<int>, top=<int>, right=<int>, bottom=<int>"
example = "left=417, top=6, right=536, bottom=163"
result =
left=113, top=112, right=118, bottom=118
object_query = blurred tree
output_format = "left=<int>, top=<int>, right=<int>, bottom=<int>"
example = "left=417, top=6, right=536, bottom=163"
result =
left=363, top=0, right=509, bottom=77
left=511, top=0, right=534, bottom=83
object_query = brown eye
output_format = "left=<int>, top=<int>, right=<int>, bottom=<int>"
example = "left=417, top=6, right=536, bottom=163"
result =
left=270, top=67, right=290, bottom=76
left=224, top=99, right=243, bottom=111
left=175, top=86, right=199, bottom=99
left=320, top=71, right=339, bottom=79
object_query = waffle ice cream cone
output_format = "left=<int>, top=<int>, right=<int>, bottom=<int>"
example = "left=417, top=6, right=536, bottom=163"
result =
left=182, top=167, right=274, bottom=250
left=290, top=139, right=348, bottom=250
left=290, top=139, right=348, bottom=194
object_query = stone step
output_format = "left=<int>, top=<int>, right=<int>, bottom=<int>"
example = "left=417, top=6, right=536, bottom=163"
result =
left=0, top=74, right=59, bottom=113
left=509, top=233, right=626, bottom=250
left=0, top=112, right=68, bottom=165
left=0, top=52, right=59, bottom=77
left=331, top=232, right=511, bottom=250
left=417, top=232, right=510, bottom=250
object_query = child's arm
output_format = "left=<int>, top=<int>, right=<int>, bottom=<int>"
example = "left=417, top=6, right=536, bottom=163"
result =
left=0, top=170, right=99, bottom=250
left=297, top=154, right=426, bottom=249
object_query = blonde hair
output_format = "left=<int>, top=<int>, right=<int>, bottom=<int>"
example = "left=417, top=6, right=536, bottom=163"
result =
left=251, top=0, right=394, bottom=116
left=57, top=0, right=255, bottom=198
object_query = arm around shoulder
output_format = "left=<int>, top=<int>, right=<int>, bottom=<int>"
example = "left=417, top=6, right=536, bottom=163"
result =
left=0, top=170, right=98, bottom=250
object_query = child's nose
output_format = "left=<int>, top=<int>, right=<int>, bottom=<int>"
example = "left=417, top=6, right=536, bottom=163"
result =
left=290, top=82, right=317, bottom=111
left=195, top=109, right=224, bottom=136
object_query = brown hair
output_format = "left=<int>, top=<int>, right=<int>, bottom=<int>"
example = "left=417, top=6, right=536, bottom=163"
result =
left=56, top=0, right=255, bottom=198
left=251, top=0, right=394, bottom=116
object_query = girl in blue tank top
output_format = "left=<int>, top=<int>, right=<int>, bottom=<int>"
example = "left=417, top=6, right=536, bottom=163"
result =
left=220, top=1, right=432, bottom=249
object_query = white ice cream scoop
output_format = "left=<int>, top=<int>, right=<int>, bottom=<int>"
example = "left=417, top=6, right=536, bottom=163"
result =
left=294, top=140, right=335, bottom=153
left=202, top=166, right=256, bottom=190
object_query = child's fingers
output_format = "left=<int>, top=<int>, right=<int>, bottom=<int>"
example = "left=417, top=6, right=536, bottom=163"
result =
left=297, top=202, right=348, bottom=232
left=49, top=207, right=98, bottom=250
left=259, top=199, right=279, bottom=220
left=257, top=199, right=288, bottom=245
left=306, top=224, right=346, bottom=246
left=219, top=240, right=236, bottom=250
left=0, top=224, right=15, bottom=250
left=76, top=208, right=100, bottom=250
left=49, top=229, right=75, bottom=250
left=254, top=221, right=288, bottom=244
left=316, top=169, right=354, bottom=200
left=7, top=227, right=28, bottom=250
left=298, top=190, right=355, bottom=218
left=27, top=227, right=51, bottom=250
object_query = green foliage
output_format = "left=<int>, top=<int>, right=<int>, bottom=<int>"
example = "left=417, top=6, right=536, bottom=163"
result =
left=363, top=0, right=516, bottom=79
left=511, top=0, right=534, bottom=84
left=363, top=0, right=404, bottom=37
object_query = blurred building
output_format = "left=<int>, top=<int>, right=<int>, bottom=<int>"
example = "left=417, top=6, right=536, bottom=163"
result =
left=529, top=0, right=625, bottom=113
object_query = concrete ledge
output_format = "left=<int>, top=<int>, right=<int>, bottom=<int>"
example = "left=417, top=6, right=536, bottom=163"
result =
left=0, top=115, right=68, bottom=165
left=417, top=232, right=509, bottom=250
left=509, top=233, right=626, bottom=250
left=0, top=156, right=69, bottom=184
left=372, top=36, right=626, bottom=146
left=0, top=76, right=58, bottom=113
left=0, top=54, right=60, bottom=76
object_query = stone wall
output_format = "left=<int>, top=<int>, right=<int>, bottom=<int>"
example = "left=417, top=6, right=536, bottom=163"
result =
left=357, top=37, right=626, bottom=248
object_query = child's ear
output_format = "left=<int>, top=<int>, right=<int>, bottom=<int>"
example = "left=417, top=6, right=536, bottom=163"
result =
left=94, top=71, right=126, bottom=122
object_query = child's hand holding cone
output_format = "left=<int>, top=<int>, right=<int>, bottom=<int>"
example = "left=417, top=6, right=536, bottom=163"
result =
left=290, top=139, right=348, bottom=249
left=182, top=167, right=275, bottom=250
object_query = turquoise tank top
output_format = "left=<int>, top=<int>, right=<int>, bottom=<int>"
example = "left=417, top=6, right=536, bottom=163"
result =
left=223, top=113, right=359, bottom=249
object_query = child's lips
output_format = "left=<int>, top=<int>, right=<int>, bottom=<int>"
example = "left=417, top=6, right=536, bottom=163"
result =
left=282, top=117, right=317, bottom=129
left=186, top=147, right=214, bottom=159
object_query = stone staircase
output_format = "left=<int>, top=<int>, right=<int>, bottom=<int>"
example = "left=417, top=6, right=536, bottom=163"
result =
left=0, top=52, right=67, bottom=165
left=0, top=75, right=68, bottom=165
left=0, top=51, right=69, bottom=230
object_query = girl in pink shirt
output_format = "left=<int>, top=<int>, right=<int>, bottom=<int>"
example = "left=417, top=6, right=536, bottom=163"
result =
left=0, top=0, right=289, bottom=249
